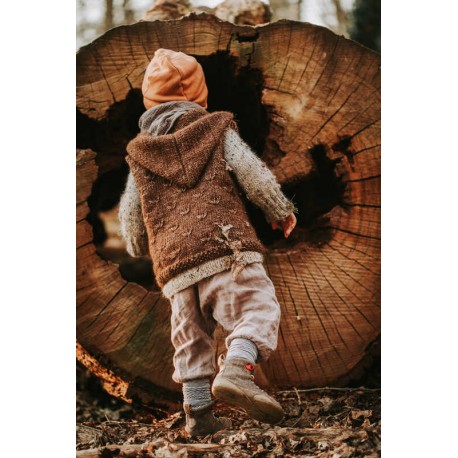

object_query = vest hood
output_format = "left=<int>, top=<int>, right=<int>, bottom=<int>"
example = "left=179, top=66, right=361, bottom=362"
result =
left=126, top=110, right=234, bottom=189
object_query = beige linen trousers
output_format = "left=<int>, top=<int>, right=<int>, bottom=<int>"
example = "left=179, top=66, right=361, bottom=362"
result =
left=169, top=262, right=281, bottom=383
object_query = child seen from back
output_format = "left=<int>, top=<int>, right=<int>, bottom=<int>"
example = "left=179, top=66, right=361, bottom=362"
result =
left=119, top=48, right=297, bottom=437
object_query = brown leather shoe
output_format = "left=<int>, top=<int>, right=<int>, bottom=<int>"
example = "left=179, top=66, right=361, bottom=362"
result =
left=184, top=400, right=232, bottom=437
left=212, top=354, right=284, bottom=424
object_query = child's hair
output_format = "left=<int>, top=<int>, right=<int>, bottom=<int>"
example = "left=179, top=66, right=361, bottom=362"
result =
left=142, top=48, right=208, bottom=110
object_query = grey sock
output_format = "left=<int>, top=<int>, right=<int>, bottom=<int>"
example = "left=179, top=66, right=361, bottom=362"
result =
left=182, top=378, right=212, bottom=408
left=227, top=338, right=258, bottom=364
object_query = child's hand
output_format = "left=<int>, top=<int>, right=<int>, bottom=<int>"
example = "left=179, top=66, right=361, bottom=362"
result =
left=271, top=213, right=297, bottom=238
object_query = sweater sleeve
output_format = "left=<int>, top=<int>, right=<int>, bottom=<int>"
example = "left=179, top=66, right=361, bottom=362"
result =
left=118, top=171, right=150, bottom=257
left=223, top=128, right=298, bottom=224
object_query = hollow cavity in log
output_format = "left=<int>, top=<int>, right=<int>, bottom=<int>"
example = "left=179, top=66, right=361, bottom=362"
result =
left=78, top=50, right=351, bottom=287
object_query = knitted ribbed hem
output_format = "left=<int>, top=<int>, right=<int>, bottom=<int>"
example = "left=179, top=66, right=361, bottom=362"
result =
left=182, top=378, right=212, bottom=408
left=227, top=338, right=258, bottom=365
left=262, top=189, right=298, bottom=224
left=162, top=251, right=264, bottom=299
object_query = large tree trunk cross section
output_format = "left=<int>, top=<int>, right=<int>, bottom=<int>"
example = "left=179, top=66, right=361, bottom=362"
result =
left=76, top=13, right=380, bottom=407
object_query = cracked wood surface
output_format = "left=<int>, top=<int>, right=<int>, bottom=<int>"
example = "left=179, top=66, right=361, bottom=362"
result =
left=77, top=149, right=181, bottom=405
left=76, top=13, right=380, bottom=403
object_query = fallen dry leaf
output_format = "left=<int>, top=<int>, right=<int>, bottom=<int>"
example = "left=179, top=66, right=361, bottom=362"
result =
left=351, top=410, right=373, bottom=420
left=77, top=366, right=381, bottom=457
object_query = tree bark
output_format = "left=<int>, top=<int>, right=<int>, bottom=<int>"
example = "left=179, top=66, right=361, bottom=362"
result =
left=76, top=13, right=380, bottom=406
left=142, top=0, right=271, bottom=25
left=104, top=0, right=114, bottom=31
left=123, top=0, right=135, bottom=24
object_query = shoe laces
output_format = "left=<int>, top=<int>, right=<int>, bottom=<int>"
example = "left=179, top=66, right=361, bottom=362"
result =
left=245, top=364, right=255, bottom=371
left=243, top=366, right=269, bottom=394
left=244, top=364, right=256, bottom=382
left=220, top=356, right=266, bottom=392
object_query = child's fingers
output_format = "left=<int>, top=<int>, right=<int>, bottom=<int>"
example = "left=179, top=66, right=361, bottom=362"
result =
left=273, top=215, right=297, bottom=237
left=283, top=222, right=289, bottom=237
left=284, top=214, right=297, bottom=238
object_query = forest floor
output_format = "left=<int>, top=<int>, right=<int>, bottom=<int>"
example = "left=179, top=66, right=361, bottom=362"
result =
left=76, top=365, right=381, bottom=457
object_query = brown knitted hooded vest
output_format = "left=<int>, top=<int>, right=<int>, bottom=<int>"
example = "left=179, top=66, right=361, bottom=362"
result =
left=125, top=109, right=267, bottom=289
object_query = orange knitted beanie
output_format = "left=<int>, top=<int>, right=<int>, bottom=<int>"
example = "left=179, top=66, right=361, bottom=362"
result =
left=142, top=48, right=208, bottom=110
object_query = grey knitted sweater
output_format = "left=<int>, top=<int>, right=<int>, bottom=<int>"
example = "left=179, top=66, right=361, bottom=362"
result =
left=119, top=102, right=296, bottom=298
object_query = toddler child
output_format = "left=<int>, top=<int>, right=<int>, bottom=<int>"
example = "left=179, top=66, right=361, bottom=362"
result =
left=119, top=48, right=297, bottom=437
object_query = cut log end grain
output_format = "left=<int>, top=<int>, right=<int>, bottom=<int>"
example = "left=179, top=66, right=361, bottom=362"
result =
left=76, top=13, right=380, bottom=406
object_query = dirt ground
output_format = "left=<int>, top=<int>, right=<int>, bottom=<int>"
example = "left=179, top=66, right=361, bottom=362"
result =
left=76, top=364, right=380, bottom=457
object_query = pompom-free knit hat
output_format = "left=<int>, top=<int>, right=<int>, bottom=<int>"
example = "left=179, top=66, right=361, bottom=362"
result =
left=142, top=48, right=208, bottom=110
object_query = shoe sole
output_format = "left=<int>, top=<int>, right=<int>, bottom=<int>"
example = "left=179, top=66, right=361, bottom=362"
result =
left=212, top=378, right=284, bottom=424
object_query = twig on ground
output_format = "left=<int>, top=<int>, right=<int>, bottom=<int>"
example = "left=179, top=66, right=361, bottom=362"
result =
left=278, top=387, right=381, bottom=395
left=96, top=420, right=154, bottom=427
left=293, top=387, right=302, bottom=405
